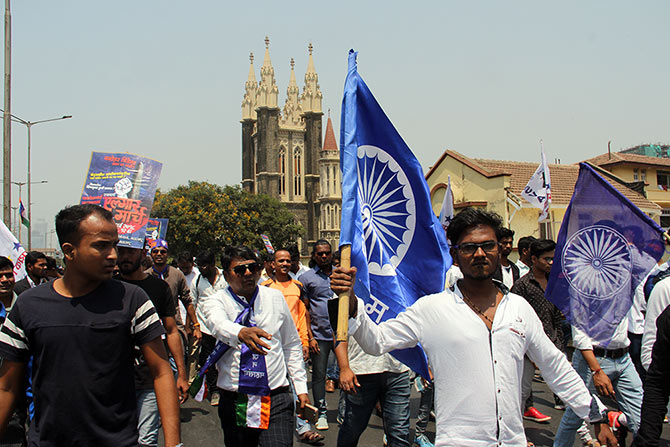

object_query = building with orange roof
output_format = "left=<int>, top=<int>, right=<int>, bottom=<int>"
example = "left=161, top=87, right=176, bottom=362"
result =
left=425, top=150, right=661, bottom=251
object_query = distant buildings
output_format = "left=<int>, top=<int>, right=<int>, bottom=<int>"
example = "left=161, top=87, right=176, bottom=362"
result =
left=240, top=37, right=341, bottom=253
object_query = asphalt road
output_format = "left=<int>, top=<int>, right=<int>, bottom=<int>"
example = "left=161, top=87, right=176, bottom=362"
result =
left=167, top=378, right=670, bottom=446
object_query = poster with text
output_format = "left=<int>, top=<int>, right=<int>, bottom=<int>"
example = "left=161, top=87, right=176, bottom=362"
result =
left=146, top=218, right=169, bottom=249
left=80, top=152, right=162, bottom=248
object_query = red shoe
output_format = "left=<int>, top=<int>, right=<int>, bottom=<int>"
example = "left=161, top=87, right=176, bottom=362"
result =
left=523, top=407, right=551, bottom=423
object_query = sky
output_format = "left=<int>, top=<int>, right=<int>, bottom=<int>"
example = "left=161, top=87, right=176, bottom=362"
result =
left=5, top=1, right=670, bottom=248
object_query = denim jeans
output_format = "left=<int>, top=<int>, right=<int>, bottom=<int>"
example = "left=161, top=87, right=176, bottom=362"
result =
left=311, top=339, right=334, bottom=418
left=415, top=381, right=434, bottom=436
left=327, top=350, right=340, bottom=381
left=136, top=389, right=160, bottom=447
left=553, top=350, right=643, bottom=447
left=338, top=371, right=411, bottom=447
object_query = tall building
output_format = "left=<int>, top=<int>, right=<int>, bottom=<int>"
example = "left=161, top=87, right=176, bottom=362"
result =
left=241, top=37, right=341, bottom=253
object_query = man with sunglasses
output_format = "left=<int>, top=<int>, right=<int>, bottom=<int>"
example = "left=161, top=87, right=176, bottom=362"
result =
left=147, top=240, right=201, bottom=344
left=298, top=240, right=336, bottom=430
left=191, top=250, right=228, bottom=406
left=330, top=208, right=617, bottom=447
left=200, top=246, right=309, bottom=447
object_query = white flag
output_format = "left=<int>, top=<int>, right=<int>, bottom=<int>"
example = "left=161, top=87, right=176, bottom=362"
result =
left=438, top=176, right=455, bottom=230
left=522, top=146, right=552, bottom=221
left=0, top=220, right=27, bottom=281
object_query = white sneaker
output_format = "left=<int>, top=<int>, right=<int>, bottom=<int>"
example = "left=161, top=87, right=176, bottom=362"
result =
left=315, top=414, right=329, bottom=430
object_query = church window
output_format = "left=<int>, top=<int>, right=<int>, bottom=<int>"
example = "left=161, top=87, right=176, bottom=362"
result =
left=293, top=147, right=303, bottom=197
left=279, top=147, right=286, bottom=196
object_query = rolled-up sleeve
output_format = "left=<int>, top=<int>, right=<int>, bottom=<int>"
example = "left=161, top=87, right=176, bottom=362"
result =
left=351, top=298, right=422, bottom=356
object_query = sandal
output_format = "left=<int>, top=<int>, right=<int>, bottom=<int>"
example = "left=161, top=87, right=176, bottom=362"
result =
left=299, top=430, right=324, bottom=445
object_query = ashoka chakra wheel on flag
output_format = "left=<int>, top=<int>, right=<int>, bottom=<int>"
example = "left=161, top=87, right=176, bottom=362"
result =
left=562, top=225, right=632, bottom=300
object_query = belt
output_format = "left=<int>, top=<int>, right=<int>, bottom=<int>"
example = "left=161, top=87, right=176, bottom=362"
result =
left=221, top=385, right=289, bottom=399
left=592, top=346, right=628, bottom=359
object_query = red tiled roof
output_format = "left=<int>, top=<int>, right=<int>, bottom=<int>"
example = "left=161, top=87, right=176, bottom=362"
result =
left=323, top=117, right=338, bottom=151
left=584, top=152, right=670, bottom=168
left=428, top=149, right=659, bottom=211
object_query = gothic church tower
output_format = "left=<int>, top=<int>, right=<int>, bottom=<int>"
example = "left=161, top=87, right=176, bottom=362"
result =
left=241, top=37, right=338, bottom=254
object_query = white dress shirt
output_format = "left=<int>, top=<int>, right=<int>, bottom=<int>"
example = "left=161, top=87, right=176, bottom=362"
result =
left=346, top=322, right=408, bottom=376
left=200, top=285, right=308, bottom=395
left=642, top=275, right=670, bottom=370
left=190, top=269, right=227, bottom=335
left=516, top=260, right=530, bottom=277
left=572, top=318, right=630, bottom=351
left=349, top=284, right=605, bottom=447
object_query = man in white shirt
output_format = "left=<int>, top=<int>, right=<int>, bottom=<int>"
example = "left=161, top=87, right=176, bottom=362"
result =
left=191, top=250, right=227, bottom=405
left=492, top=227, right=520, bottom=288
left=641, top=269, right=670, bottom=372
left=554, top=320, right=643, bottom=446
left=331, top=207, right=617, bottom=447
left=200, top=245, right=309, bottom=447
left=515, top=236, right=536, bottom=277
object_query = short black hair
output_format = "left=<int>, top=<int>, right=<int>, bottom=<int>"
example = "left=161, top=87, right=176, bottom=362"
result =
left=446, top=208, right=504, bottom=246
left=0, top=256, right=13, bottom=271
left=287, top=245, right=300, bottom=261
left=176, top=251, right=193, bottom=264
left=45, top=256, right=58, bottom=269
left=221, top=245, right=259, bottom=272
left=332, top=250, right=341, bottom=262
left=55, top=204, right=115, bottom=246
left=497, top=227, right=515, bottom=240
left=530, top=239, right=556, bottom=258
left=25, top=251, right=46, bottom=267
left=312, top=240, right=331, bottom=253
left=518, top=236, right=537, bottom=253
left=195, top=250, right=217, bottom=267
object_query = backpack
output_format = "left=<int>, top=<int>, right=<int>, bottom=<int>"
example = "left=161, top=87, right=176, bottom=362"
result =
left=644, top=265, right=670, bottom=303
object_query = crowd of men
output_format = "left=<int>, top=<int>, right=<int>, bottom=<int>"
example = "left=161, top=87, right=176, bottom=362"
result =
left=0, top=204, right=668, bottom=446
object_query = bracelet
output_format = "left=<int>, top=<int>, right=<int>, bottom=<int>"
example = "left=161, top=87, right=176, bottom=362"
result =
left=591, top=368, right=602, bottom=374
left=192, top=323, right=200, bottom=327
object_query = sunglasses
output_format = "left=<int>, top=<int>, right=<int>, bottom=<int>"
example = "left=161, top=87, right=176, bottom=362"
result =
left=454, top=241, right=499, bottom=255
left=152, top=249, right=168, bottom=254
left=232, top=262, right=262, bottom=276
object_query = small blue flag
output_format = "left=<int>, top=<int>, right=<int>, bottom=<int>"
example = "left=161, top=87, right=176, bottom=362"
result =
left=546, top=163, right=664, bottom=345
left=339, top=50, right=452, bottom=379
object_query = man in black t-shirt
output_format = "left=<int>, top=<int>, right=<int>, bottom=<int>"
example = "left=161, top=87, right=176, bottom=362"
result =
left=0, top=204, right=182, bottom=447
left=117, top=244, right=187, bottom=447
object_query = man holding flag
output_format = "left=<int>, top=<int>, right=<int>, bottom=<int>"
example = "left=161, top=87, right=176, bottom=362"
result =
left=331, top=50, right=617, bottom=447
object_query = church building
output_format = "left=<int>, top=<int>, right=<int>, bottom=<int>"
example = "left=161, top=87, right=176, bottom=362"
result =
left=241, top=37, right=341, bottom=253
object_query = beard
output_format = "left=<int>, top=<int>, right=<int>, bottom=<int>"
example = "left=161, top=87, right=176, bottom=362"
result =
left=118, top=258, right=142, bottom=275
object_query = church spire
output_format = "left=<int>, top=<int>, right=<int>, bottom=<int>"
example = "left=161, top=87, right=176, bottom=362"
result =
left=256, top=36, right=279, bottom=109
left=322, top=110, right=338, bottom=151
left=301, top=42, right=322, bottom=114
left=241, top=52, right=258, bottom=120
left=281, top=57, right=303, bottom=127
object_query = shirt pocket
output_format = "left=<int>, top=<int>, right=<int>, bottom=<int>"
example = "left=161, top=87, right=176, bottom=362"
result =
left=502, top=317, right=528, bottom=361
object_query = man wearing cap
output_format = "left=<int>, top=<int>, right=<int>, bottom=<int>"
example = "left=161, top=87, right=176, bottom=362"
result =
left=146, top=239, right=201, bottom=345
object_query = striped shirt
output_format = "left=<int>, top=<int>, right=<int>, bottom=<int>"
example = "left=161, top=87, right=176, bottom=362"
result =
left=0, top=279, right=165, bottom=446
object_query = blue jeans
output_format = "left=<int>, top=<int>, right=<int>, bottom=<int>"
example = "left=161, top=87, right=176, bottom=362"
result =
left=337, top=371, right=411, bottom=447
left=136, top=389, right=160, bottom=447
left=310, top=339, right=334, bottom=418
left=553, top=350, right=643, bottom=447
left=327, top=350, right=340, bottom=380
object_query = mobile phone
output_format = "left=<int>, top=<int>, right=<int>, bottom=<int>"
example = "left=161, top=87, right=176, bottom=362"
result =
left=297, top=402, right=318, bottom=424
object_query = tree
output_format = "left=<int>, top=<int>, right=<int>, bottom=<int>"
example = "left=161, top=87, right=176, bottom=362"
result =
left=151, top=182, right=304, bottom=256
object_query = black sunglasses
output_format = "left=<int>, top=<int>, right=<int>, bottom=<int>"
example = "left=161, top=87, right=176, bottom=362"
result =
left=232, top=262, right=262, bottom=276
left=454, top=241, right=499, bottom=255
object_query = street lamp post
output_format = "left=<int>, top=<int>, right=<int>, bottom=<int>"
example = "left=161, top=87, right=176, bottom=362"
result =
left=0, top=109, right=71, bottom=249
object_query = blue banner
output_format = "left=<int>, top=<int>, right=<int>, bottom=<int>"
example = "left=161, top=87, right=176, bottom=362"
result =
left=339, top=50, right=451, bottom=379
left=546, top=163, right=664, bottom=345
left=81, top=152, right=163, bottom=249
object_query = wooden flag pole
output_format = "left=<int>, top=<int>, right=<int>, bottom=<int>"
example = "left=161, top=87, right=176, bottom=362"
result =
left=336, top=244, right=351, bottom=342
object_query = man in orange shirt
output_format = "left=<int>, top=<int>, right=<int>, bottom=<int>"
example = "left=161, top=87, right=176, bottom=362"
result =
left=262, top=249, right=322, bottom=444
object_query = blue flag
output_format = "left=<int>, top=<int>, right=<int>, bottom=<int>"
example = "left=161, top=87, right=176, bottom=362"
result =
left=546, top=163, right=664, bottom=345
left=339, top=50, right=452, bottom=379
